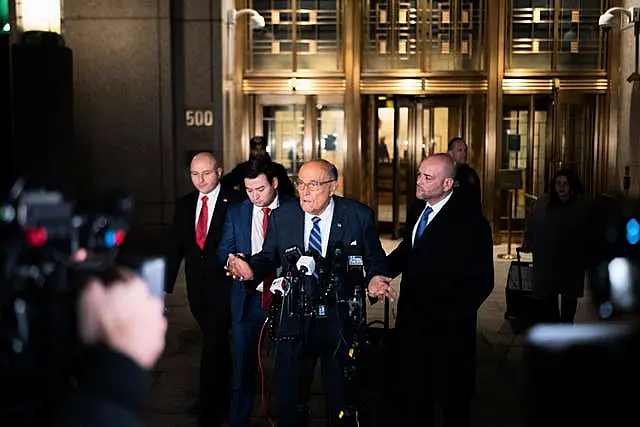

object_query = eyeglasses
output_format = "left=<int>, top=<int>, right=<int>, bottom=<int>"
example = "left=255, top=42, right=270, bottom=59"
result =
left=294, top=178, right=336, bottom=191
left=191, top=170, right=216, bottom=179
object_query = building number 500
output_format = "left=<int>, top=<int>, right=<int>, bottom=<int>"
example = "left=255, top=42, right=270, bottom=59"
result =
left=185, top=109, right=214, bottom=127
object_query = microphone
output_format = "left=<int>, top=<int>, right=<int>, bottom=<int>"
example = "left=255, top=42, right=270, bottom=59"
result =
left=296, top=255, right=316, bottom=276
left=270, top=276, right=290, bottom=296
left=283, top=246, right=303, bottom=272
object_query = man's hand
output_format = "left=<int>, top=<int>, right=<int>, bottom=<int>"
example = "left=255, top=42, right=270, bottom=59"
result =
left=367, top=275, right=397, bottom=301
left=225, top=253, right=255, bottom=281
left=78, top=274, right=167, bottom=370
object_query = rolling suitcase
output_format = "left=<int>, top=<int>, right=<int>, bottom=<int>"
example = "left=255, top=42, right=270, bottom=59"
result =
left=504, top=248, right=536, bottom=321
left=359, top=299, right=395, bottom=427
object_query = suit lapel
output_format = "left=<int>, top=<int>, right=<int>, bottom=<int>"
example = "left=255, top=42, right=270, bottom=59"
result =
left=187, top=192, right=199, bottom=245
left=205, top=187, right=229, bottom=247
left=294, top=204, right=306, bottom=252
left=327, top=196, right=345, bottom=249
left=414, top=199, right=453, bottom=249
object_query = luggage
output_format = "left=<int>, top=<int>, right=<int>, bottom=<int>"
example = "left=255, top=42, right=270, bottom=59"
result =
left=504, top=248, right=536, bottom=322
left=359, top=299, right=395, bottom=427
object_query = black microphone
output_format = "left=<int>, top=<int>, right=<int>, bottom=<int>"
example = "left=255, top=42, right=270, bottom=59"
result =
left=283, top=246, right=303, bottom=272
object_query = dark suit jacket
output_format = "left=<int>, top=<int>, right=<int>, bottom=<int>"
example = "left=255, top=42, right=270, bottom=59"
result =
left=217, top=196, right=296, bottom=323
left=388, top=193, right=494, bottom=397
left=249, top=196, right=389, bottom=287
left=164, top=187, right=242, bottom=321
left=221, top=158, right=296, bottom=199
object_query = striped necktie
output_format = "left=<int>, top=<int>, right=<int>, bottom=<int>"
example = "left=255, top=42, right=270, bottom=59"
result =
left=309, top=216, right=322, bottom=255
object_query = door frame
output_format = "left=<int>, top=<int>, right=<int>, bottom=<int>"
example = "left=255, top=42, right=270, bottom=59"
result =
left=370, top=94, right=465, bottom=238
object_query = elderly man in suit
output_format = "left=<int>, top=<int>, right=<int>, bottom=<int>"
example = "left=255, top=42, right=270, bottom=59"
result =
left=369, top=153, right=494, bottom=427
left=165, top=152, right=242, bottom=427
left=217, top=159, right=295, bottom=427
left=226, top=159, right=389, bottom=427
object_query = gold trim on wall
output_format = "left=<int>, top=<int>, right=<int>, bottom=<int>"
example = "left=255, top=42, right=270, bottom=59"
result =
left=242, top=78, right=346, bottom=94
left=360, top=78, right=488, bottom=94
left=502, top=78, right=608, bottom=94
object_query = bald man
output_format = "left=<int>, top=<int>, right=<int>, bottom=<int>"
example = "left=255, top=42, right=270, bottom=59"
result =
left=368, top=154, right=494, bottom=427
left=165, top=152, right=242, bottom=426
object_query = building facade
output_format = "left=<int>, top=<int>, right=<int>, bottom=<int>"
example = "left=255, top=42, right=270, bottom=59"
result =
left=4, top=0, right=634, bottom=248
left=234, top=0, right=614, bottom=240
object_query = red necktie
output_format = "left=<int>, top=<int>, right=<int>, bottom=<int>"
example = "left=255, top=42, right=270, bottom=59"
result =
left=195, top=195, right=208, bottom=249
left=261, top=207, right=274, bottom=312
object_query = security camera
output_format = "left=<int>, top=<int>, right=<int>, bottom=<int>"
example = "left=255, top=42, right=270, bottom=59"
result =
left=599, top=12, right=616, bottom=29
left=249, top=13, right=265, bottom=30
left=229, top=8, right=266, bottom=30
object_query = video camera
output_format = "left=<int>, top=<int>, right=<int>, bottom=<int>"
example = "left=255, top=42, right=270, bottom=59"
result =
left=523, top=194, right=640, bottom=426
left=0, top=179, right=164, bottom=424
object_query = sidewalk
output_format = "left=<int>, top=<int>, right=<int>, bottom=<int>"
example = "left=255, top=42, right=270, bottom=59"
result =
left=141, top=241, right=600, bottom=426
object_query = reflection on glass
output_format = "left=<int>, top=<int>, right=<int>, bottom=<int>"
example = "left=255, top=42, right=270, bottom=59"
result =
left=555, top=98, right=595, bottom=184
left=422, top=107, right=449, bottom=156
left=363, top=0, right=485, bottom=72
left=377, top=107, right=395, bottom=223
left=262, top=105, right=306, bottom=176
left=510, top=0, right=554, bottom=69
left=558, top=0, right=601, bottom=70
left=249, top=0, right=342, bottom=71
left=509, top=0, right=605, bottom=70
left=317, top=105, right=345, bottom=195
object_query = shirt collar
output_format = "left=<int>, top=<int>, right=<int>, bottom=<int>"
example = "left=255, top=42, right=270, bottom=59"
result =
left=305, top=196, right=335, bottom=223
left=199, top=183, right=221, bottom=200
left=426, top=191, right=453, bottom=215
left=252, top=195, right=280, bottom=213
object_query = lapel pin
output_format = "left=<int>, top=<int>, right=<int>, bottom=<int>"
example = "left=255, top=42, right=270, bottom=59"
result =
left=223, top=198, right=228, bottom=203
left=337, top=223, right=342, bottom=228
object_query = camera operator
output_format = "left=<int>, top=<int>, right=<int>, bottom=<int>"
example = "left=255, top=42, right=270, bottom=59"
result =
left=50, top=269, right=167, bottom=427
left=225, top=159, right=389, bottom=427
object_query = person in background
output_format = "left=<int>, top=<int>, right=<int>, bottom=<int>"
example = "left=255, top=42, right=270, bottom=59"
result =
left=217, top=159, right=295, bottom=427
left=447, top=136, right=482, bottom=211
left=222, top=136, right=296, bottom=198
left=164, top=152, right=242, bottom=426
left=522, top=169, right=590, bottom=324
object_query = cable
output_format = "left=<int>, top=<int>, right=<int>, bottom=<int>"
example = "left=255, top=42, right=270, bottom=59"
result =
left=258, top=316, right=276, bottom=427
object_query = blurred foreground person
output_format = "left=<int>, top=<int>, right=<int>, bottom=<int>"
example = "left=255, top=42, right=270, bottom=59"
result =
left=52, top=271, right=167, bottom=427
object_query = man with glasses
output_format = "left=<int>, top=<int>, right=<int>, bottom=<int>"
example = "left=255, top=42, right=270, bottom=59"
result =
left=164, top=152, right=242, bottom=427
left=225, top=159, right=389, bottom=427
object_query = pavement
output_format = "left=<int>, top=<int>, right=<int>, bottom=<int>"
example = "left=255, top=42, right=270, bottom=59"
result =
left=141, top=241, right=601, bottom=427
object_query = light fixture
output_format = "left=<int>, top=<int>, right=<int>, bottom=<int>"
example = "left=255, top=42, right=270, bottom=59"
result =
left=17, top=0, right=62, bottom=34
left=599, top=7, right=640, bottom=82
left=227, top=8, right=265, bottom=29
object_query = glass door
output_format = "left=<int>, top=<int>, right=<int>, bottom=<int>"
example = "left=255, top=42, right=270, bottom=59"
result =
left=500, top=94, right=596, bottom=235
left=256, top=95, right=346, bottom=194
left=373, top=95, right=463, bottom=238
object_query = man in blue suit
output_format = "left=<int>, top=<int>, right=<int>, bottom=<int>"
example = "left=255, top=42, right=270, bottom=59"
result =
left=217, top=159, right=294, bottom=427
left=226, top=159, right=390, bottom=427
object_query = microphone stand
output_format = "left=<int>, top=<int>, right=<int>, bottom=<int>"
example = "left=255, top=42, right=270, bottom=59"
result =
left=296, top=265, right=310, bottom=422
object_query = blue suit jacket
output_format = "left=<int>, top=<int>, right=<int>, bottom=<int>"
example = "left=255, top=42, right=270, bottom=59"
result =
left=250, top=196, right=390, bottom=286
left=217, top=196, right=296, bottom=323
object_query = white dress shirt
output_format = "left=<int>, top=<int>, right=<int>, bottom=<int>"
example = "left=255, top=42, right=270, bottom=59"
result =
left=411, top=191, right=453, bottom=246
left=195, top=184, right=221, bottom=233
left=304, top=198, right=335, bottom=257
left=251, top=196, right=280, bottom=292
left=251, top=196, right=280, bottom=256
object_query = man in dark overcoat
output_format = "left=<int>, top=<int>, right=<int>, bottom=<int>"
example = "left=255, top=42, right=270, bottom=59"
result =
left=369, top=153, right=494, bottom=427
